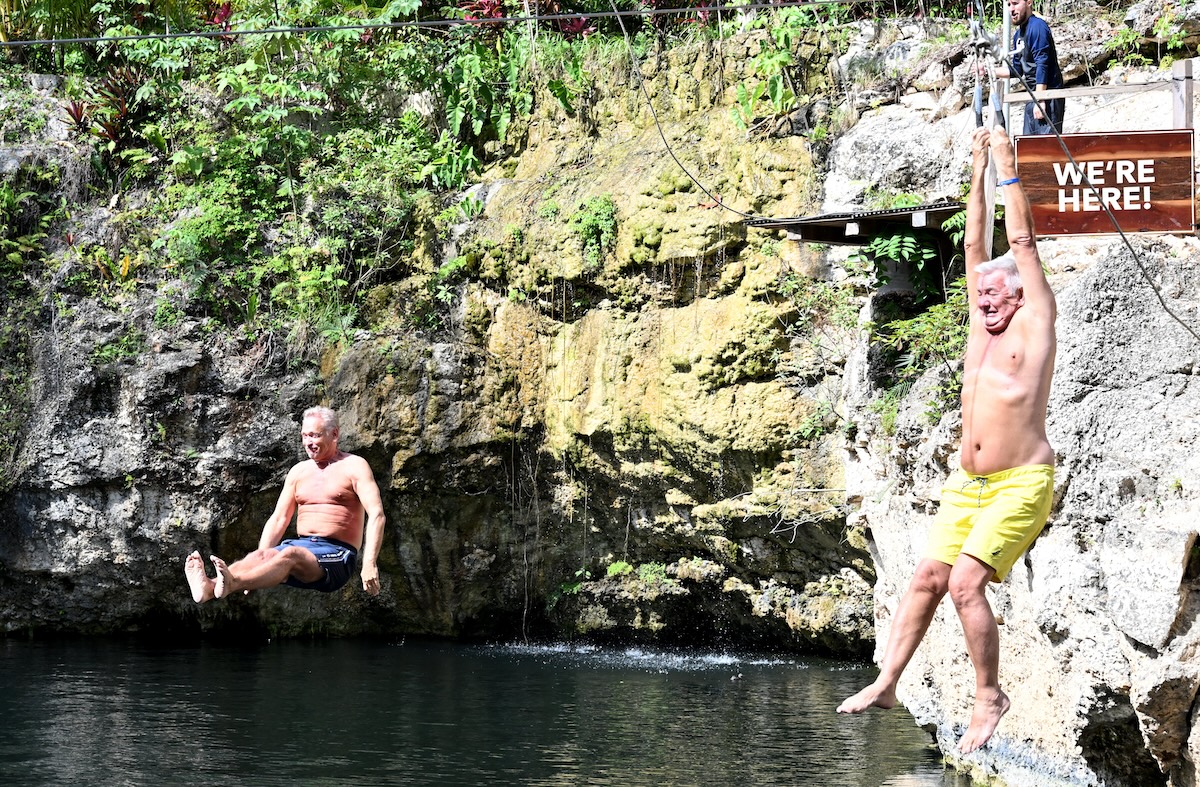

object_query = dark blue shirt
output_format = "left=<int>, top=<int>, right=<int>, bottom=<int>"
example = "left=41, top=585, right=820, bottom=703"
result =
left=1012, top=15, right=1063, bottom=89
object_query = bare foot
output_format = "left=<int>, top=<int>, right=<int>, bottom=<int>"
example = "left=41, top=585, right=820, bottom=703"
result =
left=959, top=688, right=1011, bottom=754
left=184, top=551, right=215, bottom=603
left=211, top=555, right=236, bottom=599
left=837, top=681, right=898, bottom=714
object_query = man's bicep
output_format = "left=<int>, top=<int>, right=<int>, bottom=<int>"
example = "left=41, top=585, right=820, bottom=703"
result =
left=353, top=463, right=385, bottom=515
left=1015, top=251, right=1056, bottom=311
left=270, top=470, right=301, bottom=518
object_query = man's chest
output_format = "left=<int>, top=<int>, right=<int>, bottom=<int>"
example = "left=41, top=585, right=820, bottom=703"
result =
left=965, top=329, right=1029, bottom=384
left=295, top=469, right=357, bottom=506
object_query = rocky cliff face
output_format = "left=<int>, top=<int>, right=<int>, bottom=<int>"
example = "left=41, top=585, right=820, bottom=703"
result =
left=0, top=28, right=879, bottom=653
left=830, top=6, right=1200, bottom=784
left=3, top=4, right=1200, bottom=785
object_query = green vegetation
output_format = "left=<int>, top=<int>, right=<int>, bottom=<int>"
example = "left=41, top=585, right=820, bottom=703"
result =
left=1107, top=25, right=1150, bottom=66
left=90, top=328, right=145, bottom=365
left=730, top=8, right=819, bottom=130
left=1104, top=9, right=1189, bottom=67
left=848, top=190, right=947, bottom=303
left=0, top=0, right=813, bottom=360
left=872, top=277, right=969, bottom=423
left=793, top=400, right=837, bottom=442
left=560, top=566, right=591, bottom=595
left=0, top=0, right=1026, bottom=361
left=570, top=195, right=618, bottom=271
left=606, top=560, right=633, bottom=578
left=859, top=207, right=972, bottom=428
left=153, top=293, right=186, bottom=328
left=0, top=293, right=34, bottom=488
left=868, top=380, right=911, bottom=436
left=1153, top=10, right=1188, bottom=61
left=779, top=272, right=857, bottom=335
left=601, top=559, right=678, bottom=588
left=636, top=561, right=668, bottom=584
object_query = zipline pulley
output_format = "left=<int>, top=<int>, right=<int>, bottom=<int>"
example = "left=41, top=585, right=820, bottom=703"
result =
left=969, top=0, right=1020, bottom=130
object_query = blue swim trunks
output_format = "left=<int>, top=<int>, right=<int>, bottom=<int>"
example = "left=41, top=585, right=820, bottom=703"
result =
left=274, top=536, right=358, bottom=592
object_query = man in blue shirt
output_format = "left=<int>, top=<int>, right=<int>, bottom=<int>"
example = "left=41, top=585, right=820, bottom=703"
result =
left=998, top=0, right=1065, bottom=134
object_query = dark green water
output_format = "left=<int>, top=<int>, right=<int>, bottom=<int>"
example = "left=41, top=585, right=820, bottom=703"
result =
left=0, top=638, right=973, bottom=786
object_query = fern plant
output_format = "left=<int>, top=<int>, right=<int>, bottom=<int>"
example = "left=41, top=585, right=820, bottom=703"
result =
left=851, top=229, right=941, bottom=302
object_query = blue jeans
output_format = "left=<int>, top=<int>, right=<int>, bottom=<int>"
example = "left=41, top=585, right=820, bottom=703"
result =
left=1023, top=98, right=1065, bottom=135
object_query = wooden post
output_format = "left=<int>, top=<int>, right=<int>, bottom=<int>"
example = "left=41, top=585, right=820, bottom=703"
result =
left=1172, top=58, right=1193, bottom=130
left=1174, top=58, right=1197, bottom=232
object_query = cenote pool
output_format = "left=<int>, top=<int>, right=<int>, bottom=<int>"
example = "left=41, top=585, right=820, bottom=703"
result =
left=0, top=637, right=974, bottom=786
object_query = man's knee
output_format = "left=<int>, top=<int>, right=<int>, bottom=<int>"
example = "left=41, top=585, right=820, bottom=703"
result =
left=948, top=561, right=992, bottom=607
left=910, top=560, right=950, bottom=597
left=277, top=546, right=323, bottom=581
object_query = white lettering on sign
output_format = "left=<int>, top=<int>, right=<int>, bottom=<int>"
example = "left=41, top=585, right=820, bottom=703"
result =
left=1052, top=159, right=1157, bottom=212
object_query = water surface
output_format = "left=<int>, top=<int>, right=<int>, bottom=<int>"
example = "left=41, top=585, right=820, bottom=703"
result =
left=0, top=638, right=972, bottom=786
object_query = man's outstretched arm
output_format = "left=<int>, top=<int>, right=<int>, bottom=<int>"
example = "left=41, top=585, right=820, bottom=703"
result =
left=352, top=458, right=386, bottom=596
left=990, top=126, right=1056, bottom=319
left=963, top=126, right=993, bottom=309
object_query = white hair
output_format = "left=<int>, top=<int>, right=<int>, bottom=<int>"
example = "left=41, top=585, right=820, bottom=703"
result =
left=302, top=406, right=339, bottom=434
left=975, top=253, right=1023, bottom=295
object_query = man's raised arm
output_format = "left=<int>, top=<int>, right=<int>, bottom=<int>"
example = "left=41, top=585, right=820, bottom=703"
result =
left=963, top=127, right=993, bottom=307
left=990, top=127, right=1056, bottom=317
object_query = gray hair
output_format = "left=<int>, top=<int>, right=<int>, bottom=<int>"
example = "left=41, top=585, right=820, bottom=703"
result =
left=975, top=253, right=1023, bottom=295
left=302, top=406, right=339, bottom=434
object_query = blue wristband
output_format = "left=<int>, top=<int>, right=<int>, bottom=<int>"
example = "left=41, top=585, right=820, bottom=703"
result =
left=998, top=177, right=1020, bottom=186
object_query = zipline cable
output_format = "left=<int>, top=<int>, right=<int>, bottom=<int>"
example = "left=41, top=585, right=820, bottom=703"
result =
left=0, top=0, right=869, bottom=48
left=607, top=0, right=754, bottom=217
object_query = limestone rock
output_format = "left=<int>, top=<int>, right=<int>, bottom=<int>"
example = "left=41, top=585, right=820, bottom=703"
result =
left=1, top=12, right=1198, bottom=786
left=840, top=189, right=1200, bottom=786
left=1101, top=519, right=1195, bottom=650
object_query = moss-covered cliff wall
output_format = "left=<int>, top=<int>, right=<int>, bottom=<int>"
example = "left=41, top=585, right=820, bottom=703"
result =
left=0, top=24, right=880, bottom=654
left=6, top=2, right=1200, bottom=783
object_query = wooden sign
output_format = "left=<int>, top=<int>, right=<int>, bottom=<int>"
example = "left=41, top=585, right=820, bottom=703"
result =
left=1014, top=130, right=1195, bottom=236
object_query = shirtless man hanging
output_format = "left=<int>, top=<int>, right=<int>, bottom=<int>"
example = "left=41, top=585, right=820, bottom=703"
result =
left=185, top=406, right=386, bottom=601
left=837, top=125, right=1057, bottom=755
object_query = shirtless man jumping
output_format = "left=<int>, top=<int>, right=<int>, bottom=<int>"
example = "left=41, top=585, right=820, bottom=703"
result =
left=185, top=406, right=386, bottom=602
left=837, top=125, right=1056, bottom=755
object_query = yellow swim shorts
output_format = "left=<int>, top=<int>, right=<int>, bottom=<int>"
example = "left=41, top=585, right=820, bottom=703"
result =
left=924, top=464, right=1054, bottom=582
